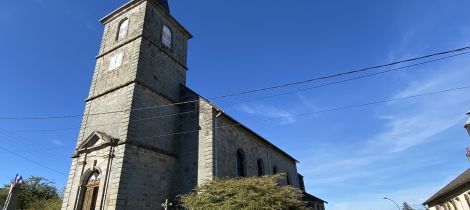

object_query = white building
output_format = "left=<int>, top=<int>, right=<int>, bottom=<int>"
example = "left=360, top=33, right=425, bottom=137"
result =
left=423, top=169, right=470, bottom=210
left=423, top=112, right=470, bottom=210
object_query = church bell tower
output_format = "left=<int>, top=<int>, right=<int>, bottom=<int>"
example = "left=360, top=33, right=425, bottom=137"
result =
left=61, top=0, right=192, bottom=209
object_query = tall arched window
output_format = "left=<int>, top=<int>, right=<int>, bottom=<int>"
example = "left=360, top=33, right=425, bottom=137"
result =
left=236, top=150, right=246, bottom=177
left=162, top=25, right=172, bottom=48
left=80, top=171, right=100, bottom=210
left=116, top=18, right=129, bottom=41
left=286, top=173, right=291, bottom=185
left=257, top=159, right=264, bottom=176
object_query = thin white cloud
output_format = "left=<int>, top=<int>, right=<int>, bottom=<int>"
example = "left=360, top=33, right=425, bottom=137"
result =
left=51, top=139, right=64, bottom=146
left=300, top=55, right=470, bottom=210
left=238, top=103, right=296, bottom=124
left=368, top=61, right=470, bottom=153
left=296, top=93, right=320, bottom=111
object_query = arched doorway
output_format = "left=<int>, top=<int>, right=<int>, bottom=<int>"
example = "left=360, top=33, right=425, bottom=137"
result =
left=81, top=171, right=100, bottom=210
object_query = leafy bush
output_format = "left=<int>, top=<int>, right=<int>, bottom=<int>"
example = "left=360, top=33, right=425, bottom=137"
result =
left=179, top=174, right=308, bottom=210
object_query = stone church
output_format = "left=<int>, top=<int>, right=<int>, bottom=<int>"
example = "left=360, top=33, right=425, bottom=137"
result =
left=61, top=0, right=326, bottom=209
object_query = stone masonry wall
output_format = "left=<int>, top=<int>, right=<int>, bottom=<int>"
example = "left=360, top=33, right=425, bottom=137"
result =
left=135, top=38, right=186, bottom=103
left=61, top=144, right=125, bottom=210
left=173, top=88, right=201, bottom=195
left=214, top=114, right=300, bottom=188
left=98, top=1, right=146, bottom=55
left=197, top=100, right=216, bottom=185
left=127, top=83, right=180, bottom=153
left=115, top=144, right=177, bottom=210
left=143, top=2, right=190, bottom=67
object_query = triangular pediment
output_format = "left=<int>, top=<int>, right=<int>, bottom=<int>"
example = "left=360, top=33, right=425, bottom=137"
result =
left=77, top=131, right=115, bottom=151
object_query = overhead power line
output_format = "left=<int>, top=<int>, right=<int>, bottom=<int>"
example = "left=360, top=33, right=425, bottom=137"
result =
left=3, top=85, right=467, bottom=176
left=6, top=51, right=470, bottom=132
left=1, top=83, right=468, bottom=176
left=208, top=46, right=470, bottom=100
left=0, top=45, right=469, bottom=121
left=0, top=144, right=66, bottom=176
left=0, top=129, right=69, bottom=164
left=124, top=84, right=470, bottom=141
left=122, top=84, right=470, bottom=141
left=221, top=51, right=470, bottom=107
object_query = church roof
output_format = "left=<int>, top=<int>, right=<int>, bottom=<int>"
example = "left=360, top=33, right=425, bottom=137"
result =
left=182, top=85, right=299, bottom=163
left=303, top=192, right=328, bottom=204
left=218, top=110, right=299, bottom=163
left=423, top=168, right=470, bottom=205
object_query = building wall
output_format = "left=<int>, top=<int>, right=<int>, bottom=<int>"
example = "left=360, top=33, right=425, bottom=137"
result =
left=63, top=1, right=191, bottom=209
left=173, top=89, right=202, bottom=195
left=63, top=69, right=135, bottom=210
left=64, top=1, right=316, bottom=209
left=214, top=113, right=300, bottom=188
left=62, top=144, right=125, bottom=210
left=127, top=83, right=180, bottom=153
left=196, top=100, right=217, bottom=185
left=115, top=144, right=177, bottom=210
left=98, top=1, right=146, bottom=56
left=142, top=2, right=189, bottom=68
left=428, top=188, right=470, bottom=210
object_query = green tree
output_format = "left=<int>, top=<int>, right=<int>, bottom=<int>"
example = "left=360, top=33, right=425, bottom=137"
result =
left=0, top=176, right=62, bottom=210
left=179, top=174, right=308, bottom=210
left=402, top=202, right=415, bottom=210
left=0, top=186, right=8, bottom=208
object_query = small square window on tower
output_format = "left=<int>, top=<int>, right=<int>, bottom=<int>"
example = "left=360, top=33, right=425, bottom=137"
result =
left=109, top=52, right=124, bottom=71
left=162, top=25, right=172, bottom=49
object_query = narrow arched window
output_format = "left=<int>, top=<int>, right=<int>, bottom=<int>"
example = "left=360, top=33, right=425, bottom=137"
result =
left=236, top=150, right=246, bottom=177
left=286, top=173, right=291, bottom=185
left=273, top=166, right=278, bottom=175
left=117, top=18, right=129, bottom=41
left=257, top=159, right=264, bottom=176
left=162, top=25, right=172, bottom=48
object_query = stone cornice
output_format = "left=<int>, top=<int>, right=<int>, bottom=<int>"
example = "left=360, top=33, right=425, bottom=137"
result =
left=95, top=35, right=188, bottom=71
left=99, top=0, right=192, bottom=39
left=120, top=140, right=177, bottom=158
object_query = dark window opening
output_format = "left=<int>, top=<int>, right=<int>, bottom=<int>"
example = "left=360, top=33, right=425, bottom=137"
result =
left=236, top=150, right=246, bottom=177
left=257, top=159, right=264, bottom=176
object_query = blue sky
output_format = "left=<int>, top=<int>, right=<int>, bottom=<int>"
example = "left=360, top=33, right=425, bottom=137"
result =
left=1, top=0, right=470, bottom=209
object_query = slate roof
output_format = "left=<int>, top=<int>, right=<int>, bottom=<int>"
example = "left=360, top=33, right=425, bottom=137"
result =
left=303, top=192, right=328, bottom=204
left=155, top=0, right=170, bottom=12
left=424, top=168, right=470, bottom=205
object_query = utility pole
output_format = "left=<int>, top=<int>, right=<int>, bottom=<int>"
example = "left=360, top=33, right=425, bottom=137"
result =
left=161, top=199, right=173, bottom=210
